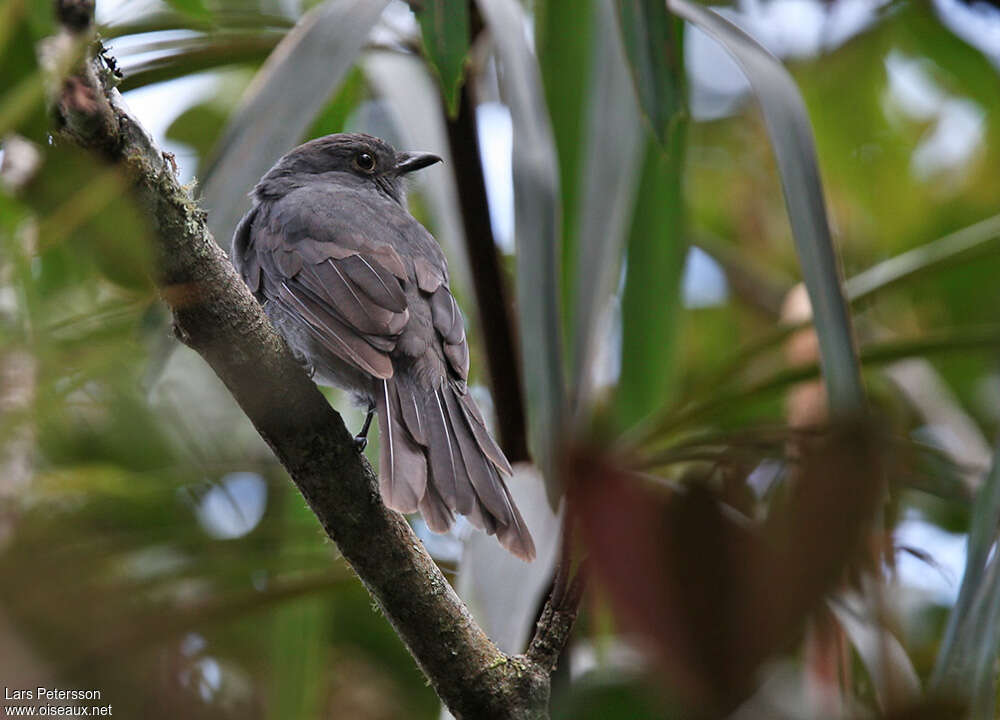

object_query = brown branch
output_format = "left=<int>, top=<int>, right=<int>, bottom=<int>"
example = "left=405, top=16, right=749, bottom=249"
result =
left=527, top=513, right=587, bottom=673
left=50, top=4, right=561, bottom=718
left=445, top=70, right=530, bottom=463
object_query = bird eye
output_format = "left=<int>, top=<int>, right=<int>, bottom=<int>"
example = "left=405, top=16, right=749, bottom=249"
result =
left=355, top=152, right=376, bottom=172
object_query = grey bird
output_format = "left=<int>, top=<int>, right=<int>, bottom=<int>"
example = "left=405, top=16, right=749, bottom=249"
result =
left=231, top=132, right=536, bottom=561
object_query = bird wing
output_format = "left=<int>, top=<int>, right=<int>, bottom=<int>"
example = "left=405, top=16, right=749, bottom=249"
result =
left=246, top=197, right=412, bottom=381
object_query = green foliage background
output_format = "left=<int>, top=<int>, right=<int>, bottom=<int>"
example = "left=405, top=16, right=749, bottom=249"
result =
left=2, top=0, right=1000, bottom=717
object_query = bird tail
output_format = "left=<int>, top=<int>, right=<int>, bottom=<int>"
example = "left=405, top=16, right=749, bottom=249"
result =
left=375, top=376, right=536, bottom=562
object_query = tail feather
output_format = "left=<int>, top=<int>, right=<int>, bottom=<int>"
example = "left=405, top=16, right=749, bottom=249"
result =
left=376, top=377, right=536, bottom=562
left=396, top=381, right=427, bottom=446
left=496, top=485, right=536, bottom=561
left=424, top=386, right=477, bottom=514
left=441, top=381, right=535, bottom=562
left=467, top=498, right=498, bottom=536
left=437, top=389, right=480, bottom=517
left=375, top=379, right=426, bottom=513
left=457, top=391, right=513, bottom=475
left=442, top=388, right=515, bottom=522
left=418, top=478, right=453, bottom=533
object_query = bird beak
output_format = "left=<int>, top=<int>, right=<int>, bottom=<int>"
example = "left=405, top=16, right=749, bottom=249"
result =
left=394, top=151, right=443, bottom=175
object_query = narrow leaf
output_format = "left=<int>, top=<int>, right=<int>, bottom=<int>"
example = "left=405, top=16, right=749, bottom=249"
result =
left=117, top=34, right=282, bottom=91
left=615, top=133, right=687, bottom=429
left=929, top=550, right=1000, bottom=719
left=932, top=442, right=1000, bottom=713
left=475, top=0, right=564, bottom=499
left=846, top=213, right=1000, bottom=302
left=968, top=560, right=1000, bottom=719
left=163, top=0, right=212, bottom=22
left=694, top=214, right=1000, bottom=400
left=413, top=0, right=468, bottom=117
left=570, top=0, right=644, bottom=414
left=308, top=65, right=366, bottom=138
left=101, top=12, right=294, bottom=39
left=267, top=492, right=331, bottom=720
left=669, top=0, right=865, bottom=418
left=615, top=0, right=685, bottom=143
left=201, top=0, right=389, bottom=252
left=535, top=0, right=594, bottom=340
left=644, top=326, right=1000, bottom=441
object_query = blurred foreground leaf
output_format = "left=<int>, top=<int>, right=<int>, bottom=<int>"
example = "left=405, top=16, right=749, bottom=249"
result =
left=0, top=0, right=53, bottom=141
left=572, top=422, right=884, bottom=712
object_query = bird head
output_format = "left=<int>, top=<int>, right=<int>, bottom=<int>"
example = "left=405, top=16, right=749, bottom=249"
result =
left=255, top=132, right=442, bottom=205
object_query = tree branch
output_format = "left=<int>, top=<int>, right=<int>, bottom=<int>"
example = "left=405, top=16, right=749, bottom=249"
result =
left=49, top=5, right=559, bottom=718
left=527, top=513, right=587, bottom=673
left=445, top=78, right=530, bottom=464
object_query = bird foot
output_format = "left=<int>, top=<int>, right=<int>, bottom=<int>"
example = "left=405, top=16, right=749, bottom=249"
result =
left=354, top=404, right=375, bottom=454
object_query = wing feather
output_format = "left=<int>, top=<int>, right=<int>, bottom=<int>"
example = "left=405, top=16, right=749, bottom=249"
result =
left=292, top=259, right=407, bottom=336
left=339, top=253, right=407, bottom=311
left=367, top=244, right=408, bottom=280
left=430, top=287, right=465, bottom=345
left=296, top=237, right=358, bottom=262
left=276, top=282, right=393, bottom=379
left=444, top=338, right=470, bottom=379
left=274, top=249, right=303, bottom=277
left=413, top=255, right=445, bottom=293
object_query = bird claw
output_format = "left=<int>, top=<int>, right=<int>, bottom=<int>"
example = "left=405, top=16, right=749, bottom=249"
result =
left=354, top=404, right=375, bottom=454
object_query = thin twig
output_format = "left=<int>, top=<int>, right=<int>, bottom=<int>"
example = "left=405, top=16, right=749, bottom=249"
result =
left=527, top=510, right=588, bottom=673
left=444, top=54, right=530, bottom=464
